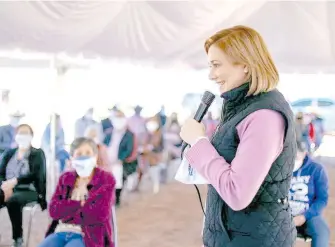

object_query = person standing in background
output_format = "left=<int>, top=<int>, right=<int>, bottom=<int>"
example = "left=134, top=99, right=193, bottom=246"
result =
left=157, top=105, right=167, bottom=127
left=84, top=124, right=110, bottom=172
left=311, top=112, right=325, bottom=150
left=127, top=105, right=148, bottom=191
left=101, top=106, right=116, bottom=146
left=41, top=115, right=69, bottom=173
left=74, top=108, right=98, bottom=139
left=127, top=105, right=147, bottom=143
left=295, top=112, right=311, bottom=153
left=0, top=111, right=25, bottom=155
left=141, top=116, right=164, bottom=194
left=107, top=109, right=137, bottom=207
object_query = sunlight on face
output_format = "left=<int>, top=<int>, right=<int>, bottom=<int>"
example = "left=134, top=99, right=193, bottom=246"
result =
left=207, top=45, right=248, bottom=94
left=72, top=143, right=96, bottom=159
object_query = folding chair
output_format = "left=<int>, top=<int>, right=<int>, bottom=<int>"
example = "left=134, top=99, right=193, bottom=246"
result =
left=111, top=205, right=118, bottom=247
left=0, top=201, right=39, bottom=247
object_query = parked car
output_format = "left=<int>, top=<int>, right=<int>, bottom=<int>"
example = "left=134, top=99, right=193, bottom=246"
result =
left=290, top=98, right=335, bottom=133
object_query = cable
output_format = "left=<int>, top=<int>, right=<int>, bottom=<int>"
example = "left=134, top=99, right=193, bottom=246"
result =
left=194, top=184, right=206, bottom=216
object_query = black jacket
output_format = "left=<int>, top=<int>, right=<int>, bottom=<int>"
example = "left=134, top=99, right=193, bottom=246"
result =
left=0, top=147, right=47, bottom=210
left=0, top=189, right=4, bottom=207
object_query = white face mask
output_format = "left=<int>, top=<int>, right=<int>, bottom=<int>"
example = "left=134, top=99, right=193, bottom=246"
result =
left=72, top=156, right=96, bottom=177
left=146, top=121, right=159, bottom=132
left=113, top=118, right=127, bottom=130
left=15, top=134, right=32, bottom=149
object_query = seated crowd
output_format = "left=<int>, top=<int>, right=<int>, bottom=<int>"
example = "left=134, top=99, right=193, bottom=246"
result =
left=0, top=111, right=331, bottom=247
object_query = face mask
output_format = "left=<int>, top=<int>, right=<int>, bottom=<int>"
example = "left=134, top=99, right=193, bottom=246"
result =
left=113, top=118, right=127, bottom=130
left=15, top=134, right=32, bottom=149
left=10, top=118, right=20, bottom=127
left=72, top=156, right=96, bottom=177
left=147, top=121, right=159, bottom=132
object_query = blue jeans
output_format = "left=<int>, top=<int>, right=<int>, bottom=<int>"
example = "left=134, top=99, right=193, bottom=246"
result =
left=38, top=232, right=85, bottom=247
left=300, top=216, right=330, bottom=247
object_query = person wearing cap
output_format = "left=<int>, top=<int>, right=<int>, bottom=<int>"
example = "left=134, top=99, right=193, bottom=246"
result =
left=127, top=105, right=147, bottom=142
left=289, top=142, right=330, bottom=247
left=0, top=111, right=25, bottom=154
left=101, top=106, right=117, bottom=146
left=106, top=109, right=137, bottom=206
left=74, top=108, right=98, bottom=139
left=41, top=114, right=69, bottom=173
left=127, top=105, right=148, bottom=190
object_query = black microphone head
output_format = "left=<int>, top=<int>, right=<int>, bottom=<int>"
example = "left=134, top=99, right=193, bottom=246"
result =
left=201, top=91, right=216, bottom=106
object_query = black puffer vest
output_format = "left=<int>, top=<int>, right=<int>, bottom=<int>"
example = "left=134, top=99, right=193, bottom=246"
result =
left=203, top=84, right=297, bottom=247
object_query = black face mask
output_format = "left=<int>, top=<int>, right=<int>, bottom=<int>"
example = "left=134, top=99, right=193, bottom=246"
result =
left=297, top=117, right=303, bottom=120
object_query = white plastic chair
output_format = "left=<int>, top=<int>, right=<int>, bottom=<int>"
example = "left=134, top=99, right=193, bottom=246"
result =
left=111, top=205, right=118, bottom=247
left=0, top=201, right=39, bottom=247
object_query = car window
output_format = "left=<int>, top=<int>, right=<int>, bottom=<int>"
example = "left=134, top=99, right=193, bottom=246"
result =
left=291, top=100, right=312, bottom=107
left=318, top=99, right=335, bottom=107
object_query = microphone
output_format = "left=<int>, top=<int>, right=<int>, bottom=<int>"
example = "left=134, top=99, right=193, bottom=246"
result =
left=181, top=91, right=216, bottom=157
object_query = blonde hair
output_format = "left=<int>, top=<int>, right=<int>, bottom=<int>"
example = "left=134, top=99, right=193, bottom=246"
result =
left=205, top=25, right=279, bottom=96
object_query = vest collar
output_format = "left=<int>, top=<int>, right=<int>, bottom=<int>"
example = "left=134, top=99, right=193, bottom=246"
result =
left=220, top=83, right=250, bottom=103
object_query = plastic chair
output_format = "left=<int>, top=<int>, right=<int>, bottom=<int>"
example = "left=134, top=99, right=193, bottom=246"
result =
left=24, top=202, right=39, bottom=247
left=0, top=201, right=39, bottom=247
left=297, top=232, right=312, bottom=242
left=111, top=205, right=117, bottom=247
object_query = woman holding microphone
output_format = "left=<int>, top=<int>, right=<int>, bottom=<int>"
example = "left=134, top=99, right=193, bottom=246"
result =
left=180, top=25, right=297, bottom=247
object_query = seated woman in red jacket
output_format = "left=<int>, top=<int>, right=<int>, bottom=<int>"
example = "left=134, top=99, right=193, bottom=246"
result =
left=38, top=137, right=116, bottom=247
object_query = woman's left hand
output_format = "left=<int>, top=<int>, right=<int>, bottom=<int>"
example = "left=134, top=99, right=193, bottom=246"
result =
left=1, top=178, right=18, bottom=190
left=180, top=118, right=206, bottom=146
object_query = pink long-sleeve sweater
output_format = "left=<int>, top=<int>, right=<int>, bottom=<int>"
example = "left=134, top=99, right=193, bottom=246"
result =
left=185, top=109, right=286, bottom=211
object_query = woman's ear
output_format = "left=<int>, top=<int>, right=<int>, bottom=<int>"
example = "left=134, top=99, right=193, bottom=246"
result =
left=243, top=66, right=248, bottom=74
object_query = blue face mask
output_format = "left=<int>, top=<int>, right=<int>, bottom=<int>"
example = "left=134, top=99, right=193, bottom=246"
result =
left=72, top=156, right=96, bottom=177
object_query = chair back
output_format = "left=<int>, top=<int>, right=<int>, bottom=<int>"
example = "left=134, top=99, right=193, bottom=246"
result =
left=111, top=206, right=118, bottom=247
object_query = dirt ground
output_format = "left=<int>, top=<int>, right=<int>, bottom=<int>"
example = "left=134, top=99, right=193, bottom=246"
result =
left=0, top=157, right=334, bottom=247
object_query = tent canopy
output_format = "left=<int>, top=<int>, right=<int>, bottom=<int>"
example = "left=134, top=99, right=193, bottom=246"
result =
left=0, top=1, right=334, bottom=73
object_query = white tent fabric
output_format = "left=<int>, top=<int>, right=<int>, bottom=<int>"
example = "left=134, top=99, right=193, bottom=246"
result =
left=0, top=1, right=334, bottom=73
